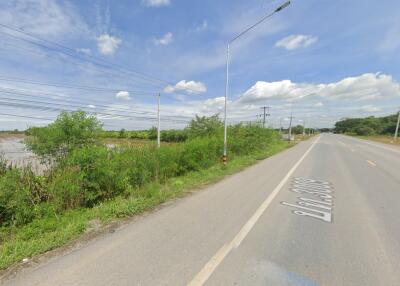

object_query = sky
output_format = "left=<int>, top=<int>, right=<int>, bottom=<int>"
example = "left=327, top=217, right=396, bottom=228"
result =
left=0, top=0, right=399, bottom=130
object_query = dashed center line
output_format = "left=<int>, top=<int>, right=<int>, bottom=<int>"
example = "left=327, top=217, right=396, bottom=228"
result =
left=366, top=160, right=376, bottom=167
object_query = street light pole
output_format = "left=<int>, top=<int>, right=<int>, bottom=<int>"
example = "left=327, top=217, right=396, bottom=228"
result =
left=222, top=1, right=291, bottom=162
left=395, top=109, right=400, bottom=140
left=157, top=93, right=161, bottom=148
left=223, top=44, right=230, bottom=160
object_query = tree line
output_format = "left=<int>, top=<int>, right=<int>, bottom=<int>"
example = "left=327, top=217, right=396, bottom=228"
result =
left=334, top=113, right=398, bottom=136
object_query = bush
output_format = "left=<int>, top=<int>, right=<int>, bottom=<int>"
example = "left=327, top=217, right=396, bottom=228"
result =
left=26, top=111, right=103, bottom=160
left=161, top=129, right=188, bottom=142
left=355, top=126, right=375, bottom=136
left=47, top=166, right=85, bottom=212
left=187, top=114, right=223, bottom=138
left=0, top=165, right=46, bottom=226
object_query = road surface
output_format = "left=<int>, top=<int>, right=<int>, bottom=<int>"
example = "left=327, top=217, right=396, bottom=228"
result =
left=1, top=134, right=400, bottom=286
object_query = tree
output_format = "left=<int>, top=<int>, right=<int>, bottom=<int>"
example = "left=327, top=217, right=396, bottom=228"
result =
left=187, top=114, right=223, bottom=138
left=334, top=114, right=398, bottom=135
left=354, top=126, right=375, bottom=136
left=291, top=125, right=304, bottom=135
left=26, top=111, right=103, bottom=159
left=119, top=128, right=127, bottom=138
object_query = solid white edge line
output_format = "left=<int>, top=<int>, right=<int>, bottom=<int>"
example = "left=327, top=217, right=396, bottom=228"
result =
left=187, top=135, right=322, bottom=286
left=343, top=135, right=400, bottom=154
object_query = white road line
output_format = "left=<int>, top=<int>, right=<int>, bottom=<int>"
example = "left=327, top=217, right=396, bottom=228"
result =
left=366, top=160, right=377, bottom=167
left=343, top=136, right=400, bottom=154
left=187, top=135, right=322, bottom=286
left=361, top=140, right=400, bottom=154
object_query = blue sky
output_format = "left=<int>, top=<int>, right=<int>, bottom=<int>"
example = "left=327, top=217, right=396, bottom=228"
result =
left=0, top=0, right=399, bottom=130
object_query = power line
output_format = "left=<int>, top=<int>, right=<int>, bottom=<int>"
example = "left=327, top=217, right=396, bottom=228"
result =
left=0, top=23, right=203, bottom=94
left=0, top=75, right=158, bottom=95
left=0, top=26, right=165, bottom=88
left=0, top=88, right=195, bottom=120
left=0, top=100, right=191, bottom=123
left=0, top=112, right=53, bottom=121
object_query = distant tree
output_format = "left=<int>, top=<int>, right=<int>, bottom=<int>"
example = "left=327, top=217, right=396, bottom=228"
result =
left=187, top=114, right=223, bottom=138
left=335, top=114, right=397, bottom=135
left=354, top=126, right=375, bottom=136
left=291, top=125, right=304, bottom=135
left=26, top=111, right=103, bottom=159
left=118, top=128, right=126, bottom=138
left=148, top=127, right=158, bottom=140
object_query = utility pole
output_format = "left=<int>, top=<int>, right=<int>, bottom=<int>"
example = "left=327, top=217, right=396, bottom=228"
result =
left=157, top=93, right=161, bottom=148
left=395, top=109, right=400, bottom=140
left=303, top=118, right=306, bottom=136
left=279, top=117, right=282, bottom=134
left=288, top=112, right=294, bottom=141
left=260, top=106, right=270, bottom=128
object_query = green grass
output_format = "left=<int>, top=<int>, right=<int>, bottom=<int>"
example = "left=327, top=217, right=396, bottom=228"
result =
left=0, top=141, right=293, bottom=270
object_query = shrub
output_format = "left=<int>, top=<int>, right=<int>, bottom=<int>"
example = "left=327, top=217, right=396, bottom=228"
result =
left=26, top=111, right=103, bottom=160
left=355, top=126, right=375, bottom=136
left=47, top=166, right=85, bottom=211
left=187, top=114, right=223, bottom=138
left=0, top=166, right=46, bottom=226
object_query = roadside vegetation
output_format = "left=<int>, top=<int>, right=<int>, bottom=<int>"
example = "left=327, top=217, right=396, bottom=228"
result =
left=334, top=114, right=398, bottom=136
left=0, top=111, right=292, bottom=270
left=334, top=114, right=399, bottom=145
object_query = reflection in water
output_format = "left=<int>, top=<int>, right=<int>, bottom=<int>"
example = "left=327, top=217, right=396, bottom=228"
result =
left=0, top=136, right=47, bottom=174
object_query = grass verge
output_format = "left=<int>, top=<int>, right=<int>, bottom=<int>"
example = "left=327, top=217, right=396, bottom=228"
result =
left=0, top=141, right=294, bottom=271
left=352, top=135, right=400, bottom=146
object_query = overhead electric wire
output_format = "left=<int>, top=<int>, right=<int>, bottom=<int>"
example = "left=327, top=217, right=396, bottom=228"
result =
left=0, top=26, right=165, bottom=88
left=0, top=75, right=157, bottom=95
left=0, top=23, right=203, bottom=95
left=0, top=89, right=195, bottom=120
left=0, top=100, right=191, bottom=124
left=0, top=112, right=53, bottom=121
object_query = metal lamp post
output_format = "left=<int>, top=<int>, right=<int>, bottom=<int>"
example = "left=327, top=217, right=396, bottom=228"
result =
left=222, top=1, right=291, bottom=162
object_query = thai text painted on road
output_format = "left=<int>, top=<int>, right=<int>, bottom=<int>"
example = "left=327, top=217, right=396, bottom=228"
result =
left=281, top=177, right=334, bottom=223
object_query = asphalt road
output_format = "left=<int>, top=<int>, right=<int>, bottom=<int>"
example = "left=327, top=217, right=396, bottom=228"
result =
left=2, top=134, right=400, bottom=286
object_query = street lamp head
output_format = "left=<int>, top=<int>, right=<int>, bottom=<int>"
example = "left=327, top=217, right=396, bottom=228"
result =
left=275, top=1, right=291, bottom=13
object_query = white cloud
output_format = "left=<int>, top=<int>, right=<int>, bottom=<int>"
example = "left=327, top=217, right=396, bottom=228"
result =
left=240, top=73, right=400, bottom=103
left=116, top=91, right=131, bottom=100
left=275, top=35, right=318, bottom=50
left=87, top=104, right=96, bottom=108
left=142, top=0, right=170, bottom=7
left=201, top=97, right=226, bottom=113
left=164, top=80, right=207, bottom=94
left=358, top=105, right=382, bottom=113
left=0, top=0, right=89, bottom=39
left=97, top=34, right=121, bottom=55
left=314, top=102, right=324, bottom=107
left=153, top=32, right=173, bottom=46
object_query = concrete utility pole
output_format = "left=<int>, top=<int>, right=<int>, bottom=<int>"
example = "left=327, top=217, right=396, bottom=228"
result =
left=303, top=119, right=306, bottom=136
left=279, top=117, right=282, bottom=134
left=260, top=106, right=270, bottom=128
left=395, top=109, right=400, bottom=140
left=157, top=93, right=161, bottom=148
left=222, top=1, right=291, bottom=162
left=288, top=112, right=294, bottom=141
